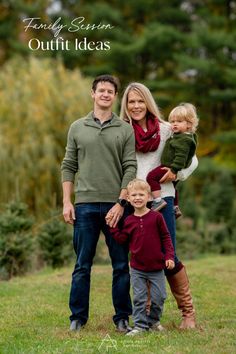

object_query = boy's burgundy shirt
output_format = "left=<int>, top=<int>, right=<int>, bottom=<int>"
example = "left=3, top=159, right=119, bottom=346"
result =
left=110, top=210, right=174, bottom=272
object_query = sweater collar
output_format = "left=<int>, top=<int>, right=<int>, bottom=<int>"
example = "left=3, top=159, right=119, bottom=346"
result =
left=84, top=111, right=122, bottom=128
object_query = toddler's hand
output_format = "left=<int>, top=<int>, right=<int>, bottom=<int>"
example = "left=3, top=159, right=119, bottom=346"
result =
left=166, top=259, right=175, bottom=269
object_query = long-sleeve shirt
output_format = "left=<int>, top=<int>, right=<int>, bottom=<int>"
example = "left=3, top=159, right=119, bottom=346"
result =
left=61, top=112, right=137, bottom=203
left=110, top=210, right=174, bottom=272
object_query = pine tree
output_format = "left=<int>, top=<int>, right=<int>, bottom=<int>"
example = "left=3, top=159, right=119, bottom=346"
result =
left=37, top=214, right=72, bottom=268
left=0, top=201, right=34, bottom=279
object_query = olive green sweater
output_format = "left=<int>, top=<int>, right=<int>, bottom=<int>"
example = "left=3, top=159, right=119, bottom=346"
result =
left=61, top=112, right=137, bottom=203
left=161, top=132, right=198, bottom=174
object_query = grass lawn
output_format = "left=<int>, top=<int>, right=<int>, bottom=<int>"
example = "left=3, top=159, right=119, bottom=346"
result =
left=0, top=255, right=235, bottom=354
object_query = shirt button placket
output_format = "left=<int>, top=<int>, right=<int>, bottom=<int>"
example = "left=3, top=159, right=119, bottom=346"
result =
left=140, top=218, right=144, bottom=232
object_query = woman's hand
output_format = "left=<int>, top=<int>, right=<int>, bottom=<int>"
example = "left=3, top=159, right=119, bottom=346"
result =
left=105, top=204, right=124, bottom=228
left=159, top=167, right=176, bottom=183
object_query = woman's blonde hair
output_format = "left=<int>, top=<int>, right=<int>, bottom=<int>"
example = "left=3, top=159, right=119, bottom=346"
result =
left=120, top=82, right=166, bottom=125
left=127, top=178, right=151, bottom=194
left=169, top=103, right=199, bottom=133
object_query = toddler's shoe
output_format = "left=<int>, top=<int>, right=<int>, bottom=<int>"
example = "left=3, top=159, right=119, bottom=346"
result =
left=151, top=199, right=167, bottom=211
left=149, top=322, right=165, bottom=332
left=174, top=205, right=182, bottom=219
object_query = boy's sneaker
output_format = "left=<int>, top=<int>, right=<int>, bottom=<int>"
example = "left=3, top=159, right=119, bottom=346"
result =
left=126, top=327, right=147, bottom=336
left=174, top=205, right=182, bottom=219
left=151, top=199, right=167, bottom=212
left=149, top=322, right=165, bottom=332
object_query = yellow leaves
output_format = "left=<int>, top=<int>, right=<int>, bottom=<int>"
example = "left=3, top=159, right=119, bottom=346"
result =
left=197, top=138, right=218, bottom=157
left=0, top=56, right=92, bottom=215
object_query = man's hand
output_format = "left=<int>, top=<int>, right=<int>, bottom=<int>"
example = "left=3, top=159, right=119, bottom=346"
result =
left=63, top=202, right=75, bottom=224
left=159, top=167, right=176, bottom=183
left=105, top=204, right=124, bottom=228
left=166, top=259, right=175, bottom=270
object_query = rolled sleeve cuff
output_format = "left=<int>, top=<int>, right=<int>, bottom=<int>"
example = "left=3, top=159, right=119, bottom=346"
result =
left=61, top=170, right=75, bottom=183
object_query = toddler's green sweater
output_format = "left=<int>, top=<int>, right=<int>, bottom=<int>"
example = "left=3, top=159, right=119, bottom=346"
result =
left=161, top=132, right=197, bottom=174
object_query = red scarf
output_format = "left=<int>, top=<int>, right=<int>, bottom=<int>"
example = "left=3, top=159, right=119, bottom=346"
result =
left=133, top=117, right=160, bottom=152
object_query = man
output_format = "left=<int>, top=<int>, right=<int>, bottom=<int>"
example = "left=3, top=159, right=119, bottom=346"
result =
left=61, top=75, right=137, bottom=332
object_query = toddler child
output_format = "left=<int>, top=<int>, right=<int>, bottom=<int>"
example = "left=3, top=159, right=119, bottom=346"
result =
left=146, top=103, right=199, bottom=214
left=109, top=179, right=175, bottom=336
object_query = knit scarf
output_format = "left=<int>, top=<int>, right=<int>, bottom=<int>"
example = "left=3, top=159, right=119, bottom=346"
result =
left=133, top=117, right=160, bottom=153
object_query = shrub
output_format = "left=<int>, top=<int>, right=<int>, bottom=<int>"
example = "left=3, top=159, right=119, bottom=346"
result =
left=201, top=170, right=234, bottom=223
left=0, top=201, right=34, bottom=279
left=37, top=214, right=73, bottom=268
left=177, top=228, right=203, bottom=260
left=177, top=182, right=200, bottom=228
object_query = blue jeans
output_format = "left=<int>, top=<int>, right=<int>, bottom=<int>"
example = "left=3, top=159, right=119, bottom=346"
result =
left=161, top=197, right=180, bottom=266
left=69, top=203, right=132, bottom=325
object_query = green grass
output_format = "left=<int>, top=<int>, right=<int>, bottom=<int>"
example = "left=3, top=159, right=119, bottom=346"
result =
left=0, top=255, right=235, bottom=354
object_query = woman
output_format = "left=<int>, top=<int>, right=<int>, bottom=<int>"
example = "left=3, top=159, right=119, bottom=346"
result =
left=120, top=82, right=197, bottom=329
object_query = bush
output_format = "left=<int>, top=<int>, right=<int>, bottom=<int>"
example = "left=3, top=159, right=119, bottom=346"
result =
left=37, top=214, right=73, bottom=268
left=0, top=201, right=34, bottom=279
left=202, top=170, right=234, bottom=223
left=177, top=227, right=203, bottom=260
left=177, top=182, right=200, bottom=228
left=176, top=212, right=236, bottom=258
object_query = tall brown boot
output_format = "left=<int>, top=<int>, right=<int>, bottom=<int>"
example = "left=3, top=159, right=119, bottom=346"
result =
left=167, top=266, right=196, bottom=329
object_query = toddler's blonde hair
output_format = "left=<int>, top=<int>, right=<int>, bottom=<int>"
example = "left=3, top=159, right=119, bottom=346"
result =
left=168, top=103, right=199, bottom=133
left=127, top=178, right=151, bottom=194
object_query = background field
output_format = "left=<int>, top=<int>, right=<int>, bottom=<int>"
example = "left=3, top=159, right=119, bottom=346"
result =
left=0, top=255, right=235, bottom=354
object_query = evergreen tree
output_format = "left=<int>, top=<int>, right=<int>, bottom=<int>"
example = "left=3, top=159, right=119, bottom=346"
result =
left=0, top=0, right=52, bottom=64
left=37, top=213, right=72, bottom=268
left=213, top=171, right=234, bottom=222
left=202, top=170, right=234, bottom=222
left=1, top=1, right=236, bottom=142
left=213, top=130, right=236, bottom=169
left=0, top=201, right=34, bottom=279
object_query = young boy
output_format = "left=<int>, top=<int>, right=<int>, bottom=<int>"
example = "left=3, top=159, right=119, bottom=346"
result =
left=109, top=179, right=175, bottom=336
left=146, top=103, right=199, bottom=215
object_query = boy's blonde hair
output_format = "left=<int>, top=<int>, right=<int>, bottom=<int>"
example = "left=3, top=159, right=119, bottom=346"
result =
left=127, top=178, right=151, bottom=194
left=168, top=103, right=199, bottom=133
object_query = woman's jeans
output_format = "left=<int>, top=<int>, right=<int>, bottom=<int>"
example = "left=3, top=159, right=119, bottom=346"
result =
left=69, top=203, right=132, bottom=325
left=161, top=197, right=180, bottom=267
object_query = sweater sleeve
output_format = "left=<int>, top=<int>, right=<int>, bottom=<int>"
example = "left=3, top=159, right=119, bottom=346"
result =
left=110, top=223, right=130, bottom=244
left=61, top=123, right=79, bottom=182
left=170, top=137, right=193, bottom=174
left=157, top=213, right=175, bottom=261
left=121, top=128, right=137, bottom=189
left=177, top=155, right=198, bottom=181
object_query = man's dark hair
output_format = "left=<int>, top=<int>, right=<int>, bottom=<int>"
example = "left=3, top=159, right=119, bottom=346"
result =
left=92, top=75, right=119, bottom=93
